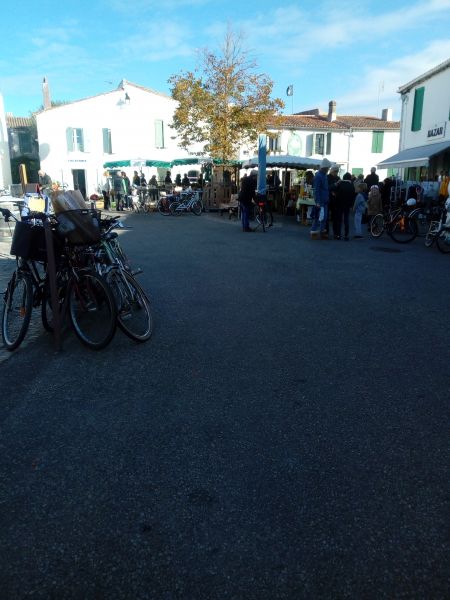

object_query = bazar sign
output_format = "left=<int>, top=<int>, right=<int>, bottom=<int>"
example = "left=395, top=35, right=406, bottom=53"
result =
left=427, top=122, right=446, bottom=139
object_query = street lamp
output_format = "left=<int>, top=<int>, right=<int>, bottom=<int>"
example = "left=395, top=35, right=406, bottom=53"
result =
left=344, top=128, right=354, bottom=173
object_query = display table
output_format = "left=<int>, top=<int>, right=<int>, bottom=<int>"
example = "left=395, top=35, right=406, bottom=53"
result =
left=297, top=197, right=315, bottom=224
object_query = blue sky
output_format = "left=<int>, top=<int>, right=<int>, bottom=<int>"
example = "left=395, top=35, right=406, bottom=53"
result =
left=1, top=0, right=450, bottom=120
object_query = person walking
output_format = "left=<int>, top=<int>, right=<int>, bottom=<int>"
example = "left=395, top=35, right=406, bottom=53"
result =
left=333, top=172, right=355, bottom=240
left=310, top=158, right=332, bottom=239
left=238, top=171, right=257, bottom=232
left=353, top=183, right=368, bottom=238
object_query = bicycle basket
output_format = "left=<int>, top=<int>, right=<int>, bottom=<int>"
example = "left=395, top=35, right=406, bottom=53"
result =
left=10, top=221, right=47, bottom=261
left=55, top=209, right=101, bottom=245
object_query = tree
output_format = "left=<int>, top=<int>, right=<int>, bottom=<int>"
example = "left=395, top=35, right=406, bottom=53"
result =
left=168, top=28, right=284, bottom=165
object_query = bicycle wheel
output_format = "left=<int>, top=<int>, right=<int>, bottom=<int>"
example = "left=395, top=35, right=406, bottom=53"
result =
left=170, top=201, right=181, bottom=216
left=107, top=269, right=153, bottom=342
left=2, top=271, right=33, bottom=351
left=370, top=214, right=385, bottom=238
left=67, top=271, right=117, bottom=350
left=191, top=200, right=202, bottom=216
left=41, top=272, right=68, bottom=333
left=436, top=228, right=450, bottom=254
left=424, top=222, right=439, bottom=248
left=255, top=207, right=267, bottom=232
left=157, top=198, right=171, bottom=215
left=388, top=215, right=418, bottom=243
left=414, top=214, right=429, bottom=237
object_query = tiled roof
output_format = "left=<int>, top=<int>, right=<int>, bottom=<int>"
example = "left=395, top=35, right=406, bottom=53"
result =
left=6, top=115, right=34, bottom=128
left=275, top=114, right=400, bottom=130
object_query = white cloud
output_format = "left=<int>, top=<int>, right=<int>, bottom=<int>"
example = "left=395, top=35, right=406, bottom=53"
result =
left=335, top=38, right=450, bottom=116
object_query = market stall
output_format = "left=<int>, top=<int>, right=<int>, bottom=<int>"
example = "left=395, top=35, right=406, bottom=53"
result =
left=241, top=155, right=322, bottom=213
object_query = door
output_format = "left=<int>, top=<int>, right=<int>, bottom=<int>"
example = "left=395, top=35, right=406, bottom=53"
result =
left=72, top=169, right=87, bottom=199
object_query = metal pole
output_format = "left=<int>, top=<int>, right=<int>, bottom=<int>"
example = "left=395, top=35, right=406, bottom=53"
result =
left=257, top=134, right=267, bottom=196
left=44, top=221, right=61, bottom=351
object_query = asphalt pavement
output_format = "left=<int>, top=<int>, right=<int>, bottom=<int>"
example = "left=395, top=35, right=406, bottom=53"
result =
left=0, top=210, right=448, bottom=599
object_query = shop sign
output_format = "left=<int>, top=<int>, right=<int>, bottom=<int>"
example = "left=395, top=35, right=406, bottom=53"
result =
left=427, top=122, right=446, bottom=140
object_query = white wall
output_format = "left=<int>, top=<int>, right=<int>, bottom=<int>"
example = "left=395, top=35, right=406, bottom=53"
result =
left=241, top=126, right=400, bottom=179
left=0, top=93, right=12, bottom=190
left=400, top=66, right=450, bottom=151
left=36, top=83, right=204, bottom=196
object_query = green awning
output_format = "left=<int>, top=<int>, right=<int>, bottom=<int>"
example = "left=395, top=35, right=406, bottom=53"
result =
left=145, top=160, right=172, bottom=168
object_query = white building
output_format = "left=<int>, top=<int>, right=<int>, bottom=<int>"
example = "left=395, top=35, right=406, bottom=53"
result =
left=378, top=59, right=450, bottom=180
left=35, top=79, right=203, bottom=198
left=241, top=101, right=400, bottom=180
left=0, top=92, right=12, bottom=190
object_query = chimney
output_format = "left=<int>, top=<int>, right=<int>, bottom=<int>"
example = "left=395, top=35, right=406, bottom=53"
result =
left=42, top=77, right=51, bottom=110
left=328, top=100, right=336, bottom=122
left=381, top=108, right=393, bottom=121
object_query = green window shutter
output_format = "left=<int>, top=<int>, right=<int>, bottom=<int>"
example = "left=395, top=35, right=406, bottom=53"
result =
left=372, top=131, right=384, bottom=153
left=77, top=128, right=85, bottom=152
left=352, top=167, right=363, bottom=176
left=155, top=120, right=164, bottom=148
left=411, top=87, right=424, bottom=132
left=102, top=128, right=112, bottom=153
left=387, top=168, right=396, bottom=177
left=66, top=127, right=74, bottom=152
left=326, top=132, right=332, bottom=155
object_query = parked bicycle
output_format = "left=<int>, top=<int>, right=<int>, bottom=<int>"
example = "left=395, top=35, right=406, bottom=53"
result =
left=253, top=195, right=273, bottom=232
left=1, top=207, right=117, bottom=351
left=424, top=201, right=450, bottom=254
left=169, top=190, right=203, bottom=216
left=370, top=199, right=418, bottom=243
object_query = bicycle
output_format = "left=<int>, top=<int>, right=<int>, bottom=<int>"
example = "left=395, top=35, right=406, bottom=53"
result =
left=157, top=195, right=173, bottom=215
left=424, top=204, right=450, bottom=254
left=89, top=216, right=153, bottom=342
left=370, top=200, right=418, bottom=243
left=169, top=190, right=203, bottom=216
left=253, top=196, right=273, bottom=232
left=0, top=208, right=50, bottom=350
left=1, top=207, right=118, bottom=351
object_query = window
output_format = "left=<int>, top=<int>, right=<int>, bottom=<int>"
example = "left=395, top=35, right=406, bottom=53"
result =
left=371, top=131, right=384, bottom=153
left=326, top=132, right=332, bottom=155
left=66, top=127, right=84, bottom=152
left=411, top=87, right=424, bottom=132
left=102, top=128, right=112, bottom=154
left=352, top=168, right=363, bottom=176
left=155, top=120, right=164, bottom=148
left=268, top=134, right=281, bottom=152
left=313, top=133, right=325, bottom=155
left=18, top=131, right=32, bottom=154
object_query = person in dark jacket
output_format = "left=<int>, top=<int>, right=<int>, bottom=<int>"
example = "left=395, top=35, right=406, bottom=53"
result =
left=327, top=164, right=341, bottom=236
left=333, top=172, right=355, bottom=240
left=364, top=167, right=379, bottom=189
left=238, top=171, right=257, bottom=232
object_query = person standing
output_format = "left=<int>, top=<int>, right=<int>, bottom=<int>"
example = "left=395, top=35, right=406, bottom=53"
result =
left=101, top=171, right=112, bottom=210
left=333, top=172, right=355, bottom=240
left=353, top=183, right=368, bottom=238
left=121, top=171, right=131, bottom=209
left=238, top=171, right=257, bottom=232
left=327, top=164, right=340, bottom=236
left=113, top=172, right=126, bottom=211
left=364, top=167, right=379, bottom=189
left=367, top=185, right=382, bottom=229
left=310, top=158, right=332, bottom=239
left=38, top=169, right=52, bottom=193
left=132, top=171, right=140, bottom=186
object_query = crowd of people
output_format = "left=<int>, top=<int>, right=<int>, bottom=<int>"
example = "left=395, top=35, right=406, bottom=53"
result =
left=308, top=159, right=392, bottom=240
